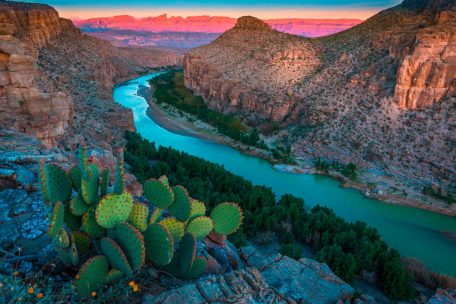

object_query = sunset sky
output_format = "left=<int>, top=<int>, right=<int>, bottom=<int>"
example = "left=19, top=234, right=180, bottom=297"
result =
left=27, top=0, right=402, bottom=19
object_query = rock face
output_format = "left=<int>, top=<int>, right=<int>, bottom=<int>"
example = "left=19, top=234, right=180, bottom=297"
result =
left=394, top=10, right=456, bottom=109
left=0, top=1, right=74, bottom=147
left=143, top=246, right=354, bottom=304
left=184, top=0, right=456, bottom=200
left=0, top=0, right=183, bottom=150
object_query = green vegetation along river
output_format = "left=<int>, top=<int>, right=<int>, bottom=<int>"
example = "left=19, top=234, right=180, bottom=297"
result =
left=113, top=72, right=456, bottom=277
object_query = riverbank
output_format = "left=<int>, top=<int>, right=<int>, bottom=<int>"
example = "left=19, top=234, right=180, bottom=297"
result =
left=138, top=84, right=456, bottom=218
left=138, top=85, right=279, bottom=163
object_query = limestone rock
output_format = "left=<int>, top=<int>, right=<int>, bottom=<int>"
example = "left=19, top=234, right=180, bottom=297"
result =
left=241, top=246, right=355, bottom=304
left=143, top=268, right=289, bottom=304
left=394, top=11, right=456, bottom=109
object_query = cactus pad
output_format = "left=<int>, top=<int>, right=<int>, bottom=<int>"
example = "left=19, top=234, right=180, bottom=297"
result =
left=189, top=200, right=206, bottom=221
left=64, top=205, right=81, bottom=230
left=81, top=164, right=99, bottom=205
left=69, top=165, right=82, bottom=191
left=39, top=160, right=50, bottom=203
left=178, top=233, right=197, bottom=274
left=55, top=245, right=72, bottom=266
left=210, top=202, right=243, bottom=235
left=55, top=229, right=70, bottom=248
left=168, top=186, right=191, bottom=222
left=48, top=202, right=64, bottom=239
left=186, top=216, right=213, bottom=240
left=182, top=256, right=207, bottom=280
left=70, top=195, right=89, bottom=216
left=159, top=175, right=169, bottom=186
left=76, top=255, right=109, bottom=298
left=82, top=207, right=105, bottom=238
left=115, top=223, right=145, bottom=271
left=70, top=241, right=79, bottom=266
left=159, top=217, right=185, bottom=242
left=95, top=192, right=134, bottom=229
left=114, top=149, right=125, bottom=195
left=128, top=202, right=149, bottom=232
left=143, top=223, right=174, bottom=265
left=149, top=208, right=163, bottom=224
left=144, top=178, right=174, bottom=209
left=106, top=269, right=123, bottom=284
left=73, top=231, right=91, bottom=254
left=101, top=237, right=132, bottom=275
left=100, top=168, right=110, bottom=196
left=43, top=164, right=72, bottom=203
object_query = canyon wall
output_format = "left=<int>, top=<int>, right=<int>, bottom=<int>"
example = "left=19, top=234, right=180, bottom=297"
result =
left=0, top=1, right=183, bottom=149
left=394, top=10, right=456, bottom=109
left=0, top=1, right=74, bottom=147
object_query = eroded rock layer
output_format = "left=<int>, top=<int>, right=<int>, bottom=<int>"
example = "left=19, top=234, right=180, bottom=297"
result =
left=0, top=0, right=183, bottom=149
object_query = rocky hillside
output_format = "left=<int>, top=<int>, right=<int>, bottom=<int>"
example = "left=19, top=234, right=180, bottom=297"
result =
left=184, top=0, right=456, bottom=207
left=0, top=0, right=182, bottom=150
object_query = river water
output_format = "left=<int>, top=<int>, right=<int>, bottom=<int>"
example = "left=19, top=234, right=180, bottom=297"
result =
left=113, top=73, right=456, bottom=277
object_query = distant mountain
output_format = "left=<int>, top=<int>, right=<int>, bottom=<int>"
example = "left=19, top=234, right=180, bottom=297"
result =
left=73, top=14, right=362, bottom=37
left=183, top=1, right=456, bottom=205
left=73, top=15, right=363, bottom=48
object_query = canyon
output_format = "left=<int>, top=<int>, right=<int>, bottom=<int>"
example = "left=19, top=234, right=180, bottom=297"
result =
left=184, top=1, right=456, bottom=207
left=74, top=15, right=363, bottom=48
left=0, top=1, right=183, bottom=149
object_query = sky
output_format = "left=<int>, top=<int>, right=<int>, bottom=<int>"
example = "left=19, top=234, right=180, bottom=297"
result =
left=27, top=0, right=403, bottom=19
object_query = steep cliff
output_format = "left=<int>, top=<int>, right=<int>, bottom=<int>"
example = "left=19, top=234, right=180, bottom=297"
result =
left=184, top=1, right=456, bottom=202
left=394, top=10, right=456, bottom=108
left=0, top=1, right=74, bottom=147
left=0, top=0, right=183, bottom=149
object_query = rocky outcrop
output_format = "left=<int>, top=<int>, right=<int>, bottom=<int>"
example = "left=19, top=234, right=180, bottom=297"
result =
left=144, top=246, right=354, bottom=304
left=394, top=11, right=456, bottom=109
left=0, top=1, right=74, bottom=147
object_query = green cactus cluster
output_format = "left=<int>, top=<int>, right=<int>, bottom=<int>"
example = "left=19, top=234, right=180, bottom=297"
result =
left=40, top=145, right=243, bottom=298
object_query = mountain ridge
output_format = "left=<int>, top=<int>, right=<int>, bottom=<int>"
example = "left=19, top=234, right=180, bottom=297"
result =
left=183, top=1, right=456, bottom=208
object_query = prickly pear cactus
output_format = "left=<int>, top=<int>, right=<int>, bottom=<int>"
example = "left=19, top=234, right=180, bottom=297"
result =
left=76, top=255, right=109, bottom=298
left=169, top=186, right=191, bottom=222
left=178, top=233, right=197, bottom=274
left=144, top=223, right=174, bottom=265
left=115, top=222, right=145, bottom=271
left=210, top=202, right=243, bottom=235
left=101, top=237, right=132, bottom=275
left=159, top=217, right=185, bottom=242
left=186, top=216, right=213, bottom=240
left=144, top=178, right=174, bottom=209
left=40, top=144, right=244, bottom=297
left=95, top=192, right=134, bottom=229
left=42, top=164, right=72, bottom=203
left=128, top=202, right=149, bottom=232
left=48, top=202, right=65, bottom=239
left=114, top=149, right=125, bottom=195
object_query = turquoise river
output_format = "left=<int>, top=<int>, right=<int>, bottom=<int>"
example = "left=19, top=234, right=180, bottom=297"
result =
left=113, top=73, right=456, bottom=277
